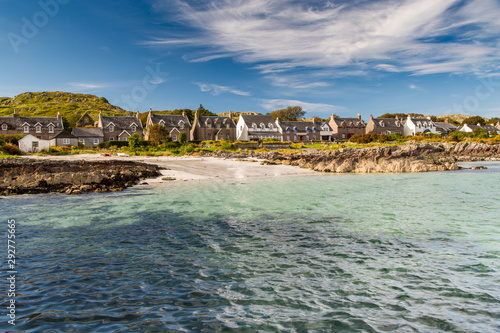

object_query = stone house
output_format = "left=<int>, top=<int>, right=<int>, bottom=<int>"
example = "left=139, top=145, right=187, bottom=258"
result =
left=276, top=119, right=322, bottom=142
left=71, top=127, right=105, bottom=147
left=97, top=111, right=144, bottom=142
left=236, top=114, right=282, bottom=141
left=190, top=111, right=236, bottom=141
left=403, top=115, right=437, bottom=136
left=49, top=130, right=79, bottom=147
left=145, top=109, right=191, bottom=142
left=0, top=110, right=64, bottom=140
left=365, top=115, right=405, bottom=135
left=329, top=113, right=366, bottom=141
left=18, top=134, right=50, bottom=153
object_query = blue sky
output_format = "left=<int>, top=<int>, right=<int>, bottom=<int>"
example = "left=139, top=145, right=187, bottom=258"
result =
left=1, top=0, right=500, bottom=119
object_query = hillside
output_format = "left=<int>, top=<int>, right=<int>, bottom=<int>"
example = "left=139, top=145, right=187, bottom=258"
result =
left=0, top=92, right=132, bottom=128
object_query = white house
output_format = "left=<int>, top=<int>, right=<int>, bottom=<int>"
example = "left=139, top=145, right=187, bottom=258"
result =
left=236, top=114, right=282, bottom=141
left=18, top=134, right=50, bottom=153
left=403, top=115, right=437, bottom=136
left=458, top=124, right=481, bottom=133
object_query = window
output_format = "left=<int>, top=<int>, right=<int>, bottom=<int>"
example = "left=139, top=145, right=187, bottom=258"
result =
left=252, top=123, right=257, bottom=129
left=122, top=137, right=127, bottom=141
left=63, top=139, right=70, bottom=145
left=36, top=125, right=41, bottom=133
left=342, top=134, right=346, bottom=139
left=172, top=135, right=178, bottom=141
left=287, top=135, right=290, bottom=141
left=109, top=126, right=114, bottom=132
left=179, top=123, right=184, bottom=130
left=93, top=139, right=99, bottom=145
left=49, top=126, right=54, bottom=133
left=24, top=125, right=29, bottom=133
left=110, top=137, right=114, bottom=141
left=226, top=133, right=230, bottom=140
left=1, top=124, right=7, bottom=131
left=81, top=139, right=85, bottom=145
left=268, top=123, right=273, bottom=129
left=216, top=123, right=220, bottom=128
left=226, top=124, right=230, bottom=129
left=131, top=125, right=136, bottom=132
left=260, top=123, right=265, bottom=129
left=32, top=141, right=39, bottom=148
left=207, top=122, right=212, bottom=128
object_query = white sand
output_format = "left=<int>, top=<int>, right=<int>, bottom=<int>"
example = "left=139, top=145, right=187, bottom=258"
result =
left=24, top=154, right=316, bottom=183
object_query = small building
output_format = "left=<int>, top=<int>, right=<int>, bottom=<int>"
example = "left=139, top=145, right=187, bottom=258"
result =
left=458, top=124, right=482, bottom=133
left=403, top=115, right=437, bottom=136
left=190, top=111, right=236, bottom=141
left=236, top=114, right=282, bottom=141
left=319, top=122, right=333, bottom=141
left=76, top=112, right=96, bottom=127
left=276, top=119, right=321, bottom=142
left=49, top=130, right=78, bottom=147
left=97, top=111, right=144, bottom=142
left=18, top=134, right=50, bottom=153
left=145, top=109, right=191, bottom=142
left=434, top=119, right=458, bottom=135
left=0, top=110, right=64, bottom=140
left=365, top=115, right=405, bottom=135
left=329, top=113, right=366, bottom=141
left=71, top=127, right=104, bottom=147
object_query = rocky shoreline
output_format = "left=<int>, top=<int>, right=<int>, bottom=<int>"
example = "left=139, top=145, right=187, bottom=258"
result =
left=0, top=159, right=161, bottom=196
left=204, top=142, right=500, bottom=173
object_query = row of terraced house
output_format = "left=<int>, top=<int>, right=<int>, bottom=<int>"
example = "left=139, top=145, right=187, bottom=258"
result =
left=2, top=109, right=499, bottom=153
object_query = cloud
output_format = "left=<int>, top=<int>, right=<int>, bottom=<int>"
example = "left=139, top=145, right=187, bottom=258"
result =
left=260, top=99, right=344, bottom=114
left=195, top=82, right=251, bottom=96
left=68, top=82, right=108, bottom=90
left=148, top=0, right=500, bottom=77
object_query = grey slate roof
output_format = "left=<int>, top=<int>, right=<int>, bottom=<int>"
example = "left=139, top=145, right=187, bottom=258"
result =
left=372, top=118, right=403, bottom=128
left=482, top=125, right=498, bottom=133
left=52, top=130, right=77, bottom=138
left=434, top=122, right=458, bottom=133
left=71, top=127, right=104, bottom=137
left=279, top=121, right=320, bottom=132
left=199, top=116, right=235, bottom=128
left=101, top=116, right=143, bottom=129
left=240, top=114, right=275, bottom=127
left=0, top=116, right=63, bottom=130
left=332, top=117, right=365, bottom=127
left=150, top=114, right=191, bottom=127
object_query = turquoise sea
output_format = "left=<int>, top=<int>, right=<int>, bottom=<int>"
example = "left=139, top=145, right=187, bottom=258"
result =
left=1, top=162, right=499, bottom=332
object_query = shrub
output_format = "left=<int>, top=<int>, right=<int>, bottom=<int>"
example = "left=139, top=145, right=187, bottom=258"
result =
left=128, top=133, right=141, bottom=148
left=473, top=128, right=489, bottom=139
left=0, top=134, right=24, bottom=145
left=290, top=143, right=304, bottom=149
left=1, top=143, right=21, bottom=155
left=220, top=140, right=235, bottom=150
left=178, top=132, right=187, bottom=144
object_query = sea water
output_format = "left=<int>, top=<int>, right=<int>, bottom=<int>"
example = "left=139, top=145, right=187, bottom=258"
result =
left=1, top=162, right=499, bottom=332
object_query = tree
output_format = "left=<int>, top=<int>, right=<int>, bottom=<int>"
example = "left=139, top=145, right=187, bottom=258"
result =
left=178, top=132, right=187, bottom=144
left=147, top=124, right=169, bottom=145
left=473, top=127, right=489, bottom=138
left=462, top=116, right=486, bottom=126
left=488, top=117, right=500, bottom=125
left=128, top=133, right=141, bottom=148
left=269, top=106, right=305, bottom=121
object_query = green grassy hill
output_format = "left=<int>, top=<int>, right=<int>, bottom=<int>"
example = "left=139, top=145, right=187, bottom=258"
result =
left=0, top=91, right=132, bottom=128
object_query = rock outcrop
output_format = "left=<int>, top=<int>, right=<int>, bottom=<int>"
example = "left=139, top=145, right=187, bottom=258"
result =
left=0, top=159, right=161, bottom=195
left=203, top=142, right=500, bottom=173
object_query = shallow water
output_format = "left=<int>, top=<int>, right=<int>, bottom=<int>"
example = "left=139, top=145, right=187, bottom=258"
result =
left=1, top=162, right=499, bottom=332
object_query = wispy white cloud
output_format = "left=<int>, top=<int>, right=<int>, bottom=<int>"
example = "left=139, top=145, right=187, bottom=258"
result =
left=148, top=0, right=500, bottom=77
left=260, top=98, right=344, bottom=115
left=195, top=82, right=251, bottom=96
left=68, top=82, right=108, bottom=90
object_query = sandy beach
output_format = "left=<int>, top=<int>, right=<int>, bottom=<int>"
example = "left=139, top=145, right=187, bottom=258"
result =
left=24, top=154, right=317, bottom=183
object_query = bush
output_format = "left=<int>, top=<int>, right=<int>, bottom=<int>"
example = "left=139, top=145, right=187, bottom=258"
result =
left=162, top=141, right=180, bottom=149
left=128, top=133, right=141, bottom=148
left=1, top=143, right=21, bottom=155
left=290, top=143, right=304, bottom=149
left=473, top=128, right=489, bottom=139
left=220, top=141, right=235, bottom=150
left=178, top=132, right=187, bottom=144
left=0, top=134, right=24, bottom=145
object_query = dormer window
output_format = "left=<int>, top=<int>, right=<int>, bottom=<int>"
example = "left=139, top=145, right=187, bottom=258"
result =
left=159, top=120, right=165, bottom=126
left=395, top=121, right=400, bottom=127
left=268, top=123, right=274, bottom=129
left=260, top=123, right=265, bottom=129
left=2, top=124, right=7, bottom=131
left=226, top=123, right=230, bottom=129
left=109, top=126, right=114, bottom=132
left=131, top=125, right=136, bottom=132
left=179, top=122, right=184, bottom=130
left=252, top=123, right=257, bottom=129
left=216, top=123, right=220, bottom=128
left=49, top=125, right=54, bottom=133
left=36, top=125, right=42, bottom=133
left=379, top=121, right=385, bottom=127
left=207, top=121, right=212, bottom=128
left=306, top=127, right=310, bottom=132
left=24, top=125, right=29, bottom=133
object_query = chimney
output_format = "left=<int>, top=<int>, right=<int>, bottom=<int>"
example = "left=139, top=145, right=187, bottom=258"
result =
left=369, top=114, right=373, bottom=121
left=136, top=111, right=140, bottom=120
left=13, top=110, right=19, bottom=118
left=57, top=111, right=62, bottom=121
left=445, top=118, right=449, bottom=123
left=357, top=113, right=361, bottom=120
left=407, top=114, right=412, bottom=120
left=427, top=115, right=431, bottom=120
left=182, top=110, right=186, bottom=117
left=395, top=115, right=399, bottom=120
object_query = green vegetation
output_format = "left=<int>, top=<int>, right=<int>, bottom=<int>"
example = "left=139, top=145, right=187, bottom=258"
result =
left=0, top=92, right=131, bottom=129
left=268, top=106, right=305, bottom=121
